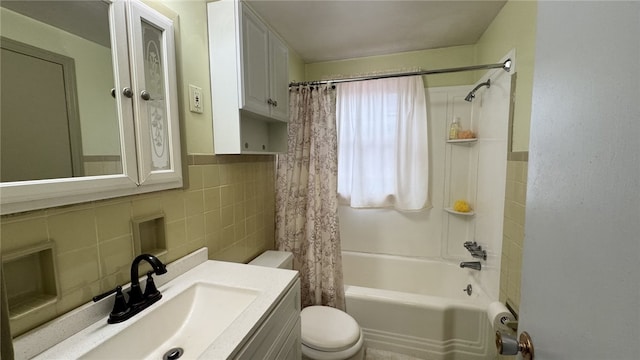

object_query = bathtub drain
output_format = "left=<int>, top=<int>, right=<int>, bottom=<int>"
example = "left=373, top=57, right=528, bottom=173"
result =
left=163, top=347, right=184, bottom=360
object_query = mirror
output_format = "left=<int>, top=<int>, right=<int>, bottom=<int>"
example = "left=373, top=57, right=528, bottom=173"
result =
left=0, top=0, right=123, bottom=182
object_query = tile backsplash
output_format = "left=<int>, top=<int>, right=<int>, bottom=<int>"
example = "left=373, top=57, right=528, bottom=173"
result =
left=0, top=155, right=276, bottom=336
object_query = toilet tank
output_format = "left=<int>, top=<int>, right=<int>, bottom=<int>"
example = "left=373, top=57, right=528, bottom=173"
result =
left=249, top=250, right=293, bottom=270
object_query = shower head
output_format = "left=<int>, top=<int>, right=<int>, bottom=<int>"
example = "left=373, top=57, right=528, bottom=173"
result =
left=464, top=79, right=491, bottom=102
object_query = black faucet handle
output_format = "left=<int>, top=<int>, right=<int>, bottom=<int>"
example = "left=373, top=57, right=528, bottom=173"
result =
left=108, top=286, right=131, bottom=324
left=93, top=286, right=118, bottom=302
left=143, top=271, right=161, bottom=301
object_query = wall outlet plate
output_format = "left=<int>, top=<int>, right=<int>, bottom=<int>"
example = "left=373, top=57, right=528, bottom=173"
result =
left=189, top=84, right=203, bottom=113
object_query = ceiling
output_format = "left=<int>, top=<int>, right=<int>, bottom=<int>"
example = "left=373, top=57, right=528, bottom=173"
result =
left=246, top=0, right=507, bottom=63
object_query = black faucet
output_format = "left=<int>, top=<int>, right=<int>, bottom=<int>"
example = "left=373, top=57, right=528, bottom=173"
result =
left=93, top=254, right=167, bottom=324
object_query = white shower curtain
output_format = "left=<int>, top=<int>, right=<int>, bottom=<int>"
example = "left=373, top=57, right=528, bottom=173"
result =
left=275, top=85, right=345, bottom=310
left=336, top=75, right=429, bottom=210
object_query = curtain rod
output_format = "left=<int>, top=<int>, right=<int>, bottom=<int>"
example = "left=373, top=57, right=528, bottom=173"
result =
left=289, top=59, right=512, bottom=87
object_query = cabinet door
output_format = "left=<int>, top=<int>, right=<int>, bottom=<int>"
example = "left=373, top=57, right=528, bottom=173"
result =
left=241, top=4, right=270, bottom=117
left=275, top=318, right=302, bottom=360
left=127, top=0, right=182, bottom=188
left=269, top=34, right=289, bottom=122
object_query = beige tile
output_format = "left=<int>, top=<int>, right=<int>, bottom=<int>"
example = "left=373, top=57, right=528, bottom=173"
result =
left=219, top=164, right=232, bottom=185
left=503, top=218, right=521, bottom=243
left=246, top=198, right=257, bottom=217
left=506, top=161, right=517, bottom=181
left=211, top=240, right=247, bottom=263
left=513, top=181, right=527, bottom=205
left=57, top=247, right=101, bottom=293
left=221, top=205, right=234, bottom=228
left=187, top=165, right=203, bottom=190
left=186, top=214, right=205, bottom=242
left=48, top=209, right=98, bottom=254
left=246, top=215, right=257, bottom=235
left=244, top=182, right=256, bottom=201
left=220, top=185, right=234, bottom=207
left=234, top=202, right=245, bottom=223
left=0, top=216, right=49, bottom=252
left=233, top=183, right=244, bottom=203
left=56, top=281, right=101, bottom=316
left=203, top=164, right=220, bottom=188
left=221, top=226, right=235, bottom=248
left=166, top=243, right=193, bottom=263
left=204, top=187, right=221, bottom=212
left=95, top=202, right=132, bottom=242
left=515, top=161, right=529, bottom=183
left=98, top=235, right=133, bottom=276
left=206, top=230, right=222, bottom=255
left=185, top=190, right=204, bottom=217
left=132, top=196, right=162, bottom=218
left=234, top=221, right=246, bottom=241
left=161, top=190, right=186, bottom=222
left=205, top=209, right=221, bottom=235
left=165, top=220, right=187, bottom=249
left=101, top=270, right=132, bottom=292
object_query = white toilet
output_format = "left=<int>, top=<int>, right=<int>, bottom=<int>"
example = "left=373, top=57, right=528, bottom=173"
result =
left=249, top=251, right=364, bottom=360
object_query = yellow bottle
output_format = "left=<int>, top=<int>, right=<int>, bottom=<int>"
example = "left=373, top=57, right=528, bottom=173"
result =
left=449, top=117, right=460, bottom=140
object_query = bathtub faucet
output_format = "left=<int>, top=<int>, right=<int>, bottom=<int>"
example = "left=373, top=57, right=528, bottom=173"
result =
left=460, top=261, right=482, bottom=271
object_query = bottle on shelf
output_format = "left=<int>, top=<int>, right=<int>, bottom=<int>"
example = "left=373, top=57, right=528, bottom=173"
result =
left=449, top=117, right=461, bottom=140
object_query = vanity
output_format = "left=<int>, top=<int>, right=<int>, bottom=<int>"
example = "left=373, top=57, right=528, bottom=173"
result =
left=12, top=248, right=301, bottom=359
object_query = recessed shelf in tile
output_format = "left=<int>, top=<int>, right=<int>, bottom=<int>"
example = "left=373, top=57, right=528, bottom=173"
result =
left=132, top=213, right=167, bottom=256
left=2, top=242, right=59, bottom=319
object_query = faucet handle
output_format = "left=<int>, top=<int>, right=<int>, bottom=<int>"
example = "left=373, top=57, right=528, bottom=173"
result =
left=107, top=286, right=131, bottom=324
left=143, top=271, right=162, bottom=301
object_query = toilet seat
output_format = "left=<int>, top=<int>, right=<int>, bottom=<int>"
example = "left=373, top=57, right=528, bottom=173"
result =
left=301, top=306, right=361, bottom=352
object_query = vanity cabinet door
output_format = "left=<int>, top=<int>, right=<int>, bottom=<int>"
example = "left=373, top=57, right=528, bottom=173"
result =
left=127, top=0, right=182, bottom=188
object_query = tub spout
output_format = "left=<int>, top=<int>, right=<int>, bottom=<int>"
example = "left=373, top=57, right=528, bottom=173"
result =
left=460, top=261, right=481, bottom=271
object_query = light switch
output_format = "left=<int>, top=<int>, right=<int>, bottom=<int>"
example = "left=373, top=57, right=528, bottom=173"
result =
left=189, top=84, right=203, bottom=113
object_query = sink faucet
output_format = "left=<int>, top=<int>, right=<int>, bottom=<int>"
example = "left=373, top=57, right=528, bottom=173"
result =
left=93, top=254, right=167, bottom=324
left=460, top=261, right=482, bottom=271
left=128, top=254, right=167, bottom=307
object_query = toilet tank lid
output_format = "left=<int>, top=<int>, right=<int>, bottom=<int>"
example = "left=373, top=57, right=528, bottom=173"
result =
left=300, top=306, right=360, bottom=352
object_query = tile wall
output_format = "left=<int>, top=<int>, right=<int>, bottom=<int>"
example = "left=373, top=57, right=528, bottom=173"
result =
left=499, top=159, right=528, bottom=313
left=0, top=155, right=276, bottom=336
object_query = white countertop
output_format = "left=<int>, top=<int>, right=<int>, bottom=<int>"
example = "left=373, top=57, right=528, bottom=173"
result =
left=13, top=248, right=298, bottom=359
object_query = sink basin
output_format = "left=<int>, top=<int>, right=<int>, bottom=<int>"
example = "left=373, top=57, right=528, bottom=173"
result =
left=80, top=283, right=258, bottom=359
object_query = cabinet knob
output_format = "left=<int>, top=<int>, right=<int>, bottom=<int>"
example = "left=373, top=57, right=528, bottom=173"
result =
left=122, top=87, right=133, bottom=98
left=272, top=100, right=278, bottom=107
left=140, top=90, right=151, bottom=101
left=267, top=98, right=274, bottom=105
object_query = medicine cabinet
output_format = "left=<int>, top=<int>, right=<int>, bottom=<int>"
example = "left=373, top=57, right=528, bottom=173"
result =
left=207, top=0, right=289, bottom=154
left=0, top=0, right=182, bottom=215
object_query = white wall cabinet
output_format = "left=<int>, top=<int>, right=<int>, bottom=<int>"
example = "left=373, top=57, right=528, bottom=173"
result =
left=0, top=0, right=182, bottom=215
left=207, top=0, right=289, bottom=154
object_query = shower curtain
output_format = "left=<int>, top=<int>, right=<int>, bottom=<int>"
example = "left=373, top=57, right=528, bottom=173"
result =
left=275, top=84, right=345, bottom=310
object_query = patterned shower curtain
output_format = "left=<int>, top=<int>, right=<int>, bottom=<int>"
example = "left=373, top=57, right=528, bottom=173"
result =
left=275, top=84, right=345, bottom=310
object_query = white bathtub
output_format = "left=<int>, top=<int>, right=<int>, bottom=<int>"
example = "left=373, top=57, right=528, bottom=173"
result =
left=342, top=251, right=495, bottom=360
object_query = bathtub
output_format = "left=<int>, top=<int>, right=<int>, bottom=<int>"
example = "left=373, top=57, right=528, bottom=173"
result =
left=341, top=251, right=495, bottom=360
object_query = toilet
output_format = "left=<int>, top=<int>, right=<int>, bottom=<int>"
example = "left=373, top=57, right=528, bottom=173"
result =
left=249, top=251, right=364, bottom=360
